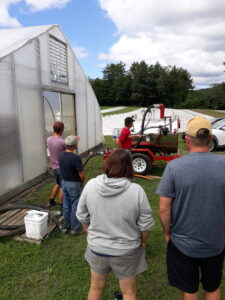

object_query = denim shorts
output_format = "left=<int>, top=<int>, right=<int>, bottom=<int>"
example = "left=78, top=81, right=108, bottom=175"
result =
left=85, top=245, right=148, bottom=279
left=53, top=168, right=62, bottom=187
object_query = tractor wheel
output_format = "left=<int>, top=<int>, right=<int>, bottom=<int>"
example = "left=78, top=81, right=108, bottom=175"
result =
left=132, top=153, right=152, bottom=175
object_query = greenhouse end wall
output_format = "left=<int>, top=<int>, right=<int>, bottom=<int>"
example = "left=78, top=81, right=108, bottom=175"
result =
left=0, top=25, right=103, bottom=203
left=0, top=39, right=47, bottom=201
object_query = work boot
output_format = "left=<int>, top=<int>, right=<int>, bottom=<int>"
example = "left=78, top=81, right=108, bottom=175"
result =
left=49, top=199, right=57, bottom=206
left=70, top=227, right=85, bottom=236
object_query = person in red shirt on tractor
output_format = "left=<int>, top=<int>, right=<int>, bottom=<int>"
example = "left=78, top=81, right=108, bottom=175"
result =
left=116, top=117, right=140, bottom=150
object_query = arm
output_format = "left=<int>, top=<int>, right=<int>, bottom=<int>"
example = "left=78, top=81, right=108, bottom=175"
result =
left=76, top=185, right=90, bottom=227
left=156, top=163, right=175, bottom=242
left=116, top=139, right=122, bottom=148
left=82, top=223, right=89, bottom=233
left=137, top=187, right=154, bottom=247
left=131, top=134, right=141, bottom=139
left=140, top=231, right=150, bottom=248
left=75, top=155, right=85, bottom=182
left=79, top=171, right=85, bottom=182
left=159, top=196, right=172, bottom=242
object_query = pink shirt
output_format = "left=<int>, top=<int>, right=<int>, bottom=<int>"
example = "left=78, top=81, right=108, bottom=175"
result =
left=47, top=136, right=65, bottom=169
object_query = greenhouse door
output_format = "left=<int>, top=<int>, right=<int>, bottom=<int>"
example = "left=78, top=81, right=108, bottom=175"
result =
left=43, top=91, right=76, bottom=138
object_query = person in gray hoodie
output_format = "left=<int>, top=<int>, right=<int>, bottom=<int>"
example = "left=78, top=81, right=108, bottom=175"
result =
left=76, top=149, right=154, bottom=300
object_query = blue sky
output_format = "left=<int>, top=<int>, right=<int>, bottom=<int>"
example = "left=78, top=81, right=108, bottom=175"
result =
left=6, top=0, right=116, bottom=79
left=1, top=0, right=225, bottom=87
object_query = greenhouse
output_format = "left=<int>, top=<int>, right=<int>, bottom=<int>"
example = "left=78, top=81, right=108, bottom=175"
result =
left=0, top=24, right=103, bottom=203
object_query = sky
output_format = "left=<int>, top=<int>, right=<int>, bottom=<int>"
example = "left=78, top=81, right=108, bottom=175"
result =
left=1, top=0, right=225, bottom=88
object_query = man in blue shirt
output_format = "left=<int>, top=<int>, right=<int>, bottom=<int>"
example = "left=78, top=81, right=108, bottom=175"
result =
left=157, top=116, right=225, bottom=300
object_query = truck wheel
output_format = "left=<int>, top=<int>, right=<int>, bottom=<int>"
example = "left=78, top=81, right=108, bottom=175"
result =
left=132, top=153, right=152, bottom=175
left=209, top=139, right=216, bottom=152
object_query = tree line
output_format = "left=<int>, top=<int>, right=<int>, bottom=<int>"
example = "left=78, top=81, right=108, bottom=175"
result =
left=89, top=61, right=194, bottom=107
left=90, top=61, right=225, bottom=109
left=181, top=83, right=225, bottom=109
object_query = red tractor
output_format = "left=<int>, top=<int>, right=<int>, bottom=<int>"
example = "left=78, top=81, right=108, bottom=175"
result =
left=104, top=104, right=180, bottom=175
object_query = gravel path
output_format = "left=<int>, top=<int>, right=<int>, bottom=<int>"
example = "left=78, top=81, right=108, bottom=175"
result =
left=100, top=106, right=127, bottom=113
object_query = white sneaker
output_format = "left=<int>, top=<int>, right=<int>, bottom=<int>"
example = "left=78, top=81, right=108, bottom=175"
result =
left=59, top=225, right=69, bottom=234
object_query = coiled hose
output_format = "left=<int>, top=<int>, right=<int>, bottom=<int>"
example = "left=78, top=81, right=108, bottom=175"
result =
left=0, top=204, right=61, bottom=239
left=0, top=151, right=104, bottom=239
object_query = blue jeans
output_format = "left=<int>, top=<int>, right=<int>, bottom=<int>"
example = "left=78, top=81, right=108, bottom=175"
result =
left=62, top=180, right=82, bottom=231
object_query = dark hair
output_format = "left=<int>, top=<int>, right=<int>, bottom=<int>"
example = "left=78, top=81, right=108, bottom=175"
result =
left=125, top=117, right=134, bottom=127
left=104, top=149, right=133, bottom=179
left=53, top=122, right=64, bottom=134
left=189, top=128, right=211, bottom=147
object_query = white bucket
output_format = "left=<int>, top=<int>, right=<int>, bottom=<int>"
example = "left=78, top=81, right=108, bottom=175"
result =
left=24, top=210, right=48, bottom=240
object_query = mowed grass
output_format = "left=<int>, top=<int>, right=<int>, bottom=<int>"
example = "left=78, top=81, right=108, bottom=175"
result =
left=101, top=106, right=140, bottom=116
left=100, top=106, right=119, bottom=110
left=0, top=136, right=225, bottom=300
left=190, top=109, right=225, bottom=118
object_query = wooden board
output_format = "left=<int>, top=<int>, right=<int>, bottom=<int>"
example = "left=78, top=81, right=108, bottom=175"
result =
left=134, top=174, right=161, bottom=180
left=0, top=209, right=63, bottom=244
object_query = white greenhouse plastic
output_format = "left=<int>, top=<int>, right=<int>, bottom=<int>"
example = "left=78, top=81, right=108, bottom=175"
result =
left=0, top=24, right=103, bottom=203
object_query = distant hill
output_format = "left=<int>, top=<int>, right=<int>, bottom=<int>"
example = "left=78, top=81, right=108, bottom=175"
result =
left=180, top=82, right=225, bottom=109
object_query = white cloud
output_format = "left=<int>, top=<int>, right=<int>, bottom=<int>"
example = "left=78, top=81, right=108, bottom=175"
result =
left=0, top=1, right=22, bottom=27
left=25, top=0, right=71, bottom=12
left=0, top=0, right=71, bottom=27
left=72, top=46, right=89, bottom=59
left=98, top=0, right=225, bottom=87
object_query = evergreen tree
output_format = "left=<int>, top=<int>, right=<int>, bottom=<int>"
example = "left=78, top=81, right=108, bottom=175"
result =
left=129, top=61, right=151, bottom=106
left=89, top=60, right=195, bottom=108
left=102, top=62, right=129, bottom=105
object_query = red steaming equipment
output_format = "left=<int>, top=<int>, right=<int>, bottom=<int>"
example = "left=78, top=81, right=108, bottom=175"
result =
left=153, top=104, right=165, bottom=119
left=104, top=104, right=181, bottom=175
left=159, top=104, right=165, bottom=119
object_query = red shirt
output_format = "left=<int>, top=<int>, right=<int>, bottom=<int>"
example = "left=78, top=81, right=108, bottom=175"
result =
left=118, top=127, right=132, bottom=149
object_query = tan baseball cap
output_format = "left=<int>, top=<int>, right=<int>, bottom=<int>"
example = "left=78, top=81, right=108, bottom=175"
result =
left=186, top=116, right=212, bottom=137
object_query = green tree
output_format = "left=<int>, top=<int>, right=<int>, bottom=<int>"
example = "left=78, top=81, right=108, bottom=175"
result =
left=129, top=61, right=151, bottom=106
left=90, top=60, right=194, bottom=108
left=148, top=62, right=165, bottom=104
left=157, top=66, right=194, bottom=107
left=89, top=78, right=106, bottom=105
left=102, top=62, right=129, bottom=105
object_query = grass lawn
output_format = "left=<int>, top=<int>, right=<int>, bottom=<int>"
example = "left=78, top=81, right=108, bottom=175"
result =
left=100, top=106, right=119, bottom=110
left=101, top=106, right=140, bottom=117
left=190, top=109, right=225, bottom=118
left=0, top=135, right=225, bottom=299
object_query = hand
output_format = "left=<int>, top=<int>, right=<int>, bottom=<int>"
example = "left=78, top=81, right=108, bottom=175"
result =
left=82, top=223, right=89, bottom=233
left=133, top=134, right=141, bottom=139
left=165, top=234, right=171, bottom=243
left=140, top=242, right=146, bottom=248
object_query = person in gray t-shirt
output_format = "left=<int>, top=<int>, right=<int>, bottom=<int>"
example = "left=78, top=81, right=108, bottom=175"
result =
left=157, top=116, right=225, bottom=300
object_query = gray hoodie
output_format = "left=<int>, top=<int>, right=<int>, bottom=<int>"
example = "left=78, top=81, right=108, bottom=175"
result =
left=76, top=174, right=154, bottom=256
